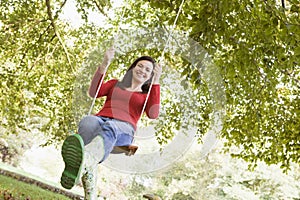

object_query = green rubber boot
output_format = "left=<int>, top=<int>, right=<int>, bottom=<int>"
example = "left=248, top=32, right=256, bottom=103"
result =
left=60, top=134, right=85, bottom=189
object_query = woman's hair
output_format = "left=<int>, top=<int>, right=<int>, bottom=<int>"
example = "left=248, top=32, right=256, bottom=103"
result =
left=116, top=56, right=156, bottom=93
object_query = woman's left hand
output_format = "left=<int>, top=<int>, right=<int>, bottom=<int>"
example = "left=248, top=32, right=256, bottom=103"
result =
left=153, top=63, right=162, bottom=84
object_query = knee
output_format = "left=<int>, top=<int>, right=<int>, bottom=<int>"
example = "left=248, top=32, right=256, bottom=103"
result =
left=78, top=116, right=100, bottom=136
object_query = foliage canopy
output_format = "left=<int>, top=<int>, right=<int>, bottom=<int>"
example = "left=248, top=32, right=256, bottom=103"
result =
left=0, top=0, right=299, bottom=171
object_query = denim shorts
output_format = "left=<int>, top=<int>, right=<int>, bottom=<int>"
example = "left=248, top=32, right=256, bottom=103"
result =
left=78, top=115, right=135, bottom=162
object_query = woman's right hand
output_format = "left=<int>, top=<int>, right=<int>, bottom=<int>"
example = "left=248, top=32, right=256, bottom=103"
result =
left=99, top=47, right=115, bottom=73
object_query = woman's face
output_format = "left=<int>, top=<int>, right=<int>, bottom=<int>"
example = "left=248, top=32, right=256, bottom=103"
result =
left=132, top=60, right=154, bottom=84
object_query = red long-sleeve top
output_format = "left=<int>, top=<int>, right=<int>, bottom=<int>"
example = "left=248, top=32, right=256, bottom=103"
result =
left=92, top=76, right=160, bottom=130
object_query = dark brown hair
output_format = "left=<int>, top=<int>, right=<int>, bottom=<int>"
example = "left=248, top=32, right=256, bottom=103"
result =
left=116, top=56, right=156, bottom=93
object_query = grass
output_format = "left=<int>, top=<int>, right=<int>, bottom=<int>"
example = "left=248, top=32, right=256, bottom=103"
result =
left=0, top=174, right=72, bottom=200
left=0, top=162, right=83, bottom=200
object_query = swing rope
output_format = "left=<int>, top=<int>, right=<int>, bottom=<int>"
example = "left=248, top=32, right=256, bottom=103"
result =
left=139, top=0, right=185, bottom=121
left=87, top=8, right=127, bottom=116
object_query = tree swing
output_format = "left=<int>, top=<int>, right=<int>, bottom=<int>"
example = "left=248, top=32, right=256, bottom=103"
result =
left=86, top=0, right=186, bottom=157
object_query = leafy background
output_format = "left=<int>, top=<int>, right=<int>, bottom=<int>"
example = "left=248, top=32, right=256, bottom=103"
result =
left=0, top=0, right=299, bottom=199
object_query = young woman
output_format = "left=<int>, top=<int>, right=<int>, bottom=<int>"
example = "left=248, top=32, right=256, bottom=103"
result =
left=60, top=48, right=162, bottom=199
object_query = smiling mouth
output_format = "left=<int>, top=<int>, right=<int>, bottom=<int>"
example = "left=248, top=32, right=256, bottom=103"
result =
left=136, top=72, right=145, bottom=78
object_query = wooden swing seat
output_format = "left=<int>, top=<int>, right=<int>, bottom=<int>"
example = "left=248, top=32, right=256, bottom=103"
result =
left=111, top=145, right=138, bottom=156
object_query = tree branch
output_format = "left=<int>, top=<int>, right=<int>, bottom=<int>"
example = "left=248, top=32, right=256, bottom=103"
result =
left=54, top=0, right=68, bottom=20
left=281, top=0, right=285, bottom=9
left=46, top=0, right=73, bottom=72
left=92, top=0, right=109, bottom=18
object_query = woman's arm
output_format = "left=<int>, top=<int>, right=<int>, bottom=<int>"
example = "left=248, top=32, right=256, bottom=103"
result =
left=152, top=62, right=162, bottom=84
left=88, top=67, right=104, bottom=97
left=88, top=48, right=115, bottom=97
left=145, top=85, right=160, bottom=119
left=145, top=62, right=162, bottom=118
